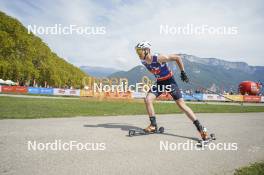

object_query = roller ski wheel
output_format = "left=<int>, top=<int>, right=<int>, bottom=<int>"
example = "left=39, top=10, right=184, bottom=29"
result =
left=197, top=133, right=216, bottom=146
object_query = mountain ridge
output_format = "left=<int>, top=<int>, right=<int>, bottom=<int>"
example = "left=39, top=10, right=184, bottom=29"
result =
left=108, top=54, right=264, bottom=93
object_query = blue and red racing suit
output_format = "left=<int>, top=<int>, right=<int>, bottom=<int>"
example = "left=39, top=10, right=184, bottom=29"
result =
left=141, top=54, right=182, bottom=100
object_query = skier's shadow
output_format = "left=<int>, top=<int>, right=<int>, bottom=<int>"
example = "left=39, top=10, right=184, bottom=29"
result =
left=83, top=123, right=141, bottom=131
left=83, top=123, right=199, bottom=141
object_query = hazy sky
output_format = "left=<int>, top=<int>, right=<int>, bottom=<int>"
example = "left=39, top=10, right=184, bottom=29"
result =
left=0, top=0, right=263, bottom=70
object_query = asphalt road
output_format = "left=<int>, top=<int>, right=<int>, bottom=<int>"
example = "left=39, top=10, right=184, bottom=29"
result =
left=0, top=113, right=264, bottom=175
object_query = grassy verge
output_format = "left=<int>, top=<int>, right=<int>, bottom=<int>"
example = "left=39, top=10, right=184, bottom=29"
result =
left=234, top=161, right=264, bottom=175
left=0, top=96, right=264, bottom=119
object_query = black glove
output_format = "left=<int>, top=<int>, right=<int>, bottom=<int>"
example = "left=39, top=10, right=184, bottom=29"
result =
left=180, top=71, right=189, bottom=83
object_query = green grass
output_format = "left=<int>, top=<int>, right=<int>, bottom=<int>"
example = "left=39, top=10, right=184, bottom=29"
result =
left=0, top=96, right=264, bottom=119
left=234, top=161, right=264, bottom=175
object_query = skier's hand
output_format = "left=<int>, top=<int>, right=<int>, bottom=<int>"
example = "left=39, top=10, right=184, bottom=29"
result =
left=180, top=71, right=189, bottom=83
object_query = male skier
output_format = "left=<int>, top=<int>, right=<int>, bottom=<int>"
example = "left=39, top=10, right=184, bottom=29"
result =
left=135, top=41, right=208, bottom=140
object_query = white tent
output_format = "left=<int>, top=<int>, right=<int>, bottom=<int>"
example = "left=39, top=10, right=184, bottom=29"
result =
left=0, top=79, right=17, bottom=85
left=0, top=79, right=4, bottom=84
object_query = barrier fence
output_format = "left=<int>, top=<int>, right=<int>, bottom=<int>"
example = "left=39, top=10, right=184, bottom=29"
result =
left=0, top=85, right=263, bottom=102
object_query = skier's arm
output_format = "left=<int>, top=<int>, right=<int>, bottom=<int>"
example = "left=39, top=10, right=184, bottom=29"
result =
left=158, top=54, right=189, bottom=83
left=158, top=54, right=184, bottom=71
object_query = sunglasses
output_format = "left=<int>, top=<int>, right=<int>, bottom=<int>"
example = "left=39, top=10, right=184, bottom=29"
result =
left=135, top=48, right=144, bottom=55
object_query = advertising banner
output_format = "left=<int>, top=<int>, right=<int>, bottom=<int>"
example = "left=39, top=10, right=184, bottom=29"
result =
left=68, top=89, right=80, bottom=96
left=243, top=95, right=261, bottom=102
left=261, top=96, right=264, bottom=102
left=1, top=86, right=27, bottom=93
left=28, top=87, right=53, bottom=95
left=224, top=95, right=243, bottom=102
left=14, top=86, right=28, bottom=93
left=53, top=88, right=80, bottom=96
left=28, top=87, right=40, bottom=94
left=203, top=94, right=225, bottom=101
left=39, top=88, right=53, bottom=95
left=0, top=85, right=1, bottom=92
left=192, top=93, right=203, bottom=101
left=182, top=94, right=195, bottom=101
left=2, top=86, right=15, bottom=93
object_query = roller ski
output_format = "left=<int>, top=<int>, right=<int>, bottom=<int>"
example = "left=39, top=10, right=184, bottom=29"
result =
left=128, top=124, right=164, bottom=137
left=192, top=120, right=215, bottom=146
left=197, top=131, right=216, bottom=147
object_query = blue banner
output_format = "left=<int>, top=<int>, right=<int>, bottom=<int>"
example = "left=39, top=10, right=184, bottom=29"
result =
left=182, top=94, right=195, bottom=101
left=182, top=93, right=203, bottom=101
left=39, top=88, right=53, bottom=95
left=193, top=93, right=203, bottom=101
left=28, top=87, right=40, bottom=94
left=27, top=87, right=53, bottom=95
